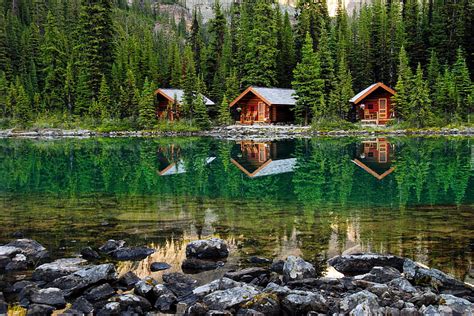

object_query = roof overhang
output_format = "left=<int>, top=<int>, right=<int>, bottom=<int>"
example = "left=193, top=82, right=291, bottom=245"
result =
left=155, top=89, right=179, bottom=105
left=352, top=159, right=396, bottom=180
left=350, top=82, right=396, bottom=104
left=229, top=87, right=273, bottom=107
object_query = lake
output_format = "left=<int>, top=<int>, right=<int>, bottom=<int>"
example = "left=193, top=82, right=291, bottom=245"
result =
left=0, top=136, right=473, bottom=283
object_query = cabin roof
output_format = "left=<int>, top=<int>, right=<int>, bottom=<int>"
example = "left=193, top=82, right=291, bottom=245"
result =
left=156, top=89, right=215, bottom=106
left=158, top=157, right=216, bottom=176
left=229, top=86, right=296, bottom=107
left=231, top=158, right=297, bottom=177
left=351, top=159, right=396, bottom=180
left=349, top=82, right=396, bottom=104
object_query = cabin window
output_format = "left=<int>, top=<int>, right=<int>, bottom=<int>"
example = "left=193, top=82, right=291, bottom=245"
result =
left=379, top=99, right=387, bottom=119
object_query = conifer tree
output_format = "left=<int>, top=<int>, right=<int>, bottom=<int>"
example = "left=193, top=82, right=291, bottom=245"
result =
left=217, top=95, right=232, bottom=125
left=193, top=94, right=210, bottom=129
left=316, top=19, right=335, bottom=95
left=225, top=68, right=240, bottom=101
left=138, top=78, right=156, bottom=128
left=205, top=0, right=226, bottom=87
left=277, top=11, right=295, bottom=87
left=292, top=33, right=324, bottom=125
left=8, top=78, right=31, bottom=124
left=329, top=52, right=354, bottom=120
left=408, top=64, right=433, bottom=127
left=393, top=46, right=412, bottom=120
left=452, top=48, right=473, bottom=120
left=0, top=72, right=8, bottom=116
left=97, top=75, right=111, bottom=119
left=433, top=67, right=456, bottom=118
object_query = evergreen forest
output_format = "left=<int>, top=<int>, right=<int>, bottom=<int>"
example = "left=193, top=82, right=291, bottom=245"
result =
left=0, top=0, right=473, bottom=129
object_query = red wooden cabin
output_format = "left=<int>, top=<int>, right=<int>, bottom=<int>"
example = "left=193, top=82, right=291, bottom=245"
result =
left=229, top=87, right=296, bottom=124
left=350, top=83, right=396, bottom=125
left=155, top=89, right=215, bottom=121
left=351, top=138, right=396, bottom=180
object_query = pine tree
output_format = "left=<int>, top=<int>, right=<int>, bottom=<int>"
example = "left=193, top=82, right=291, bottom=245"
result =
left=0, top=72, right=8, bottom=116
left=317, top=19, right=335, bottom=96
left=277, top=10, right=295, bottom=87
left=433, top=67, right=456, bottom=119
left=205, top=0, right=226, bottom=87
left=9, top=78, right=31, bottom=124
left=193, top=94, right=210, bottom=129
left=182, top=45, right=197, bottom=118
left=329, top=52, right=354, bottom=120
left=452, top=48, right=473, bottom=120
left=217, top=95, right=232, bottom=125
left=138, top=78, right=156, bottom=128
left=408, top=64, right=433, bottom=127
left=225, top=68, right=240, bottom=101
left=97, top=74, right=111, bottom=119
left=292, top=33, right=324, bottom=125
left=393, top=46, right=413, bottom=120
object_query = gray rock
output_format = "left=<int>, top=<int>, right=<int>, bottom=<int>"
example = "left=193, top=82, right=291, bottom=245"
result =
left=419, top=305, right=439, bottom=316
left=30, top=288, right=66, bottom=308
left=98, top=302, right=121, bottom=315
left=110, top=246, right=154, bottom=261
left=80, top=247, right=100, bottom=260
left=84, top=283, right=115, bottom=302
left=409, top=291, right=438, bottom=307
left=225, top=267, right=269, bottom=282
left=0, top=292, right=7, bottom=315
left=439, top=294, right=473, bottom=314
left=193, top=278, right=242, bottom=297
left=0, top=246, right=21, bottom=257
left=72, top=296, right=94, bottom=314
left=400, top=307, right=419, bottom=315
left=247, top=256, right=271, bottom=264
left=134, top=278, right=156, bottom=299
left=116, top=293, right=152, bottom=312
left=203, top=285, right=260, bottom=310
left=282, top=290, right=328, bottom=314
left=117, top=271, right=140, bottom=289
left=368, top=284, right=389, bottom=297
left=154, top=293, right=177, bottom=312
left=150, top=261, right=171, bottom=271
left=241, top=292, right=280, bottom=315
left=27, top=304, right=55, bottom=316
left=4, top=239, right=49, bottom=263
left=340, top=290, right=379, bottom=313
left=283, top=256, right=316, bottom=282
left=270, top=260, right=285, bottom=274
left=186, top=238, right=229, bottom=259
left=32, top=258, right=88, bottom=282
left=98, top=239, right=125, bottom=253
left=48, top=264, right=117, bottom=296
left=237, top=308, right=265, bottom=316
left=153, top=284, right=174, bottom=297
left=350, top=302, right=378, bottom=316
left=388, top=277, right=417, bottom=293
left=328, top=253, right=405, bottom=275
left=5, top=253, right=28, bottom=271
left=355, top=266, right=402, bottom=283
left=206, top=310, right=233, bottom=315
left=163, top=272, right=198, bottom=297
left=0, top=255, right=11, bottom=269
left=263, top=282, right=291, bottom=296
left=182, top=258, right=223, bottom=271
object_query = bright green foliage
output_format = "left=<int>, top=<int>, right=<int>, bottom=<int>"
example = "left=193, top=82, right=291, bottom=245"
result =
left=329, top=52, right=354, bottom=120
left=205, top=0, right=226, bottom=87
left=393, top=47, right=412, bottom=120
left=225, top=68, right=240, bottom=101
left=193, top=94, right=210, bottom=129
left=292, top=33, right=324, bottom=125
left=7, top=78, right=31, bottom=124
left=452, top=48, right=473, bottom=120
left=433, top=68, right=457, bottom=118
left=407, top=64, right=433, bottom=127
left=241, top=0, right=277, bottom=87
left=182, top=45, right=197, bottom=118
left=0, top=72, right=8, bottom=116
left=316, top=19, right=335, bottom=95
left=138, top=78, right=156, bottom=129
left=217, top=95, right=232, bottom=125
left=118, top=70, right=139, bottom=119
left=427, top=50, right=441, bottom=91
left=276, top=9, right=295, bottom=87
left=97, top=75, right=111, bottom=119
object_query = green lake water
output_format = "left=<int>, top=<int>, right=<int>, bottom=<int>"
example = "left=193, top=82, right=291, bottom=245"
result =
left=0, top=136, right=473, bottom=282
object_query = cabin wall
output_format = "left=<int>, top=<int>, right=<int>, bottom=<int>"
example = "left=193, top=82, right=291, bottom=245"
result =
left=156, top=95, right=179, bottom=121
left=355, top=88, right=394, bottom=125
left=236, top=94, right=294, bottom=124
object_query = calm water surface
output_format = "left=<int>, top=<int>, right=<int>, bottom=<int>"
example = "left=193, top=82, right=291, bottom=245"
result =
left=0, top=137, right=473, bottom=282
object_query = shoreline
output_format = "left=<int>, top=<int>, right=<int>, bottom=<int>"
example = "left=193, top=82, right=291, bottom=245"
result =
left=0, top=238, right=473, bottom=315
left=0, top=125, right=473, bottom=139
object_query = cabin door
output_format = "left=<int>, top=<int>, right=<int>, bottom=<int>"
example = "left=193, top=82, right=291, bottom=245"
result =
left=378, top=99, right=387, bottom=119
left=258, top=102, right=266, bottom=122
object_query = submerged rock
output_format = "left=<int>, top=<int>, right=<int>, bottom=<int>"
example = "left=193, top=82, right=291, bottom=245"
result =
left=186, top=238, right=229, bottom=259
left=328, top=254, right=405, bottom=275
left=282, top=256, right=316, bottom=282
left=150, top=261, right=171, bottom=272
left=110, top=247, right=154, bottom=261
left=225, top=267, right=269, bottom=282
left=80, top=247, right=100, bottom=260
left=98, top=240, right=125, bottom=253
left=32, top=258, right=88, bottom=282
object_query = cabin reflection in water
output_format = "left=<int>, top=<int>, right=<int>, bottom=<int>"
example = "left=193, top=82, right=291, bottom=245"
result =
left=231, top=140, right=296, bottom=177
left=157, top=144, right=215, bottom=176
left=352, top=138, right=395, bottom=180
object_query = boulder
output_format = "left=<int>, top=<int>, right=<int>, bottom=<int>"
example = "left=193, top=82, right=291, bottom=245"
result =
left=97, top=302, right=121, bottom=315
left=340, top=290, right=379, bottom=313
left=182, top=258, right=223, bottom=271
left=241, top=292, right=280, bottom=315
left=3, top=239, right=49, bottom=263
left=263, top=283, right=291, bottom=297
left=98, top=240, right=125, bottom=253
left=5, top=253, right=28, bottom=271
left=154, top=293, right=177, bottom=312
left=186, top=238, right=229, bottom=259
left=282, top=290, right=328, bottom=314
left=117, top=271, right=140, bottom=290
left=354, top=266, right=402, bottom=283
left=328, top=254, right=405, bottom=275
left=203, top=285, right=260, bottom=310
left=153, top=284, right=175, bottom=297
left=48, top=264, right=117, bottom=296
left=349, top=302, right=377, bottom=316
left=387, top=277, right=417, bottom=293
left=0, top=256, right=11, bottom=269
left=110, top=247, right=154, bottom=261
left=116, top=293, right=152, bottom=313
left=84, top=283, right=115, bottom=302
left=163, top=272, right=198, bottom=297
left=80, top=247, right=100, bottom=260
left=150, top=262, right=171, bottom=272
left=72, top=296, right=94, bottom=314
left=30, top=288, right=66, bottom=308
left=32, top=258, right=88, bottom=282
left=27, top=304, right=55, bottom=315
left=439, top=294, right=473, bottom=314
left=283, top=256, right=316, bottom=282
left=270, top=260, right=285, bottom=274
left=225, top=267, right=270, bottom=282
left=247, top=256, right=272, bottom=264
left=193, top=278, right=242, bottom=297
left=134, top=278, right=157, bottom=299
left=0, top=246, right=21, bottom=257
left=0, top=292, right=7, bottom=315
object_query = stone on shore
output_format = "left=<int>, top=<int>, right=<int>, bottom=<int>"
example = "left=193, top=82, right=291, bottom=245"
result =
left=98, top=239, right=125, bottom=253
left=282, top=256, right=316, bottom=282
left=186, top=238, right=229, bottom=259
left=27, top=304, right=55, bottom=315
left=203, top=285, right=260, bottom=310
left=110, top=246, right=154, bottom=261
left=328, top=253, right=405, bottom=275
left=80, top=247, right=100, bottom=260
left=340, top=290, right=379, bottom=313
left=282, top=290, right=328, bottom=314
left=30, top=287, right=66, bottom=308
left=182, top=258, right=223, bottom=271
left=32, top=258, right=88, bottom=282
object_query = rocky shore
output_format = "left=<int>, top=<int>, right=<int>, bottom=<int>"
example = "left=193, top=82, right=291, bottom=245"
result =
left=0, top=125, right=473, bottom=140
left=0, top=237, right=473, bottom=315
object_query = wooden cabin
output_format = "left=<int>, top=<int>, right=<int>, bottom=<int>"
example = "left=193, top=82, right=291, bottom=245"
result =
left=155, top=89, right=215, bottom=121
left=157, top=144, right=215, bottom=176
left=229, top=87, right=296, bottom=124
left=350, top=83, right=396, bottom=125
left=351, top=138, right=395, bottom=180
left=230, top=141, right=296, bottom=177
